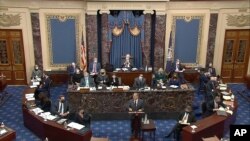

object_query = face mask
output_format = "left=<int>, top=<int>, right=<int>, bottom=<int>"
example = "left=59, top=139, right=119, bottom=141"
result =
left=61, top=99, right=65, bottom=103
left=101, top=72, right=105, bottom=75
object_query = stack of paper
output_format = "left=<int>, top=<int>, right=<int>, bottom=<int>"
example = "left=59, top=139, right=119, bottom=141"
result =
left=0, top=128, right=7, bottom=135
left=67, top=122, right=85, bottom=130
left=221, top=91, right=230, bottom=95
left=223, top=95, right=231, bottom=100
left=32, top=108, right=44, bottom=115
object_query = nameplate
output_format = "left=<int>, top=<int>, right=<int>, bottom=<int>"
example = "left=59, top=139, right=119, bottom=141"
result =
left=80, top=88, right=90, bottom=93
left=112, top=88, right=123, bottom=92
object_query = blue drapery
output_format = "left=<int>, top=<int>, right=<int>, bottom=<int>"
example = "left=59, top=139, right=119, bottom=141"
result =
left=108, top=11, right=144, bottom=68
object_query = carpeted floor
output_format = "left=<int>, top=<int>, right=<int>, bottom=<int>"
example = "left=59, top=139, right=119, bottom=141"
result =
left=0, top=83, right=249, bottom=141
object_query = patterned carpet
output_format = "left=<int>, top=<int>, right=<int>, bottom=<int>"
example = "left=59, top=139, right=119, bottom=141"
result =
left=0, top=84, right=249, bottom=141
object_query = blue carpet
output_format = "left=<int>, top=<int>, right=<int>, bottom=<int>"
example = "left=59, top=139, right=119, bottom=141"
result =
left=0, top=84, right=249, bottom=141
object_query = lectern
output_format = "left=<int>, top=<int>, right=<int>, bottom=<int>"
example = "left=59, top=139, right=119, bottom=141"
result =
left=129, top=111, right=144, bottom=139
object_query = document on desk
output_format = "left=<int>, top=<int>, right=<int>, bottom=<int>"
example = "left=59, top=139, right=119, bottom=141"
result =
left=170, top=85, right=178, bottom=88
left=67, top=122, right=85, bottom=130
left=0, top=128, right=7, bottom=136
left=221, top=91, right=230, bottom=95
left=223, top=95, right=231, bottom=100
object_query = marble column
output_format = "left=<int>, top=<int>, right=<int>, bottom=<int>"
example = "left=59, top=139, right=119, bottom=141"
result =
left=86, top=15, right=98, bottom=64
left=31, top=13, right=43, bottom=70
left=143, top=13, right=152, bottom=67
left=101, top=13, right=109, bottom=66
left=154, top=15, right=166, bottom=70
left=206, top=14, right=218, bottom=67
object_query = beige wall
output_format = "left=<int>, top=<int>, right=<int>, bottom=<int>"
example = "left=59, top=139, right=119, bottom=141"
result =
left=0, top=0, right=249, bottom=83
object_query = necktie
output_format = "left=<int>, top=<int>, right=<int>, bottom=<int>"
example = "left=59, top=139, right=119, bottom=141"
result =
left=93, top=63, right=96, bottom=73
left=134, top=100, right=137, bottom=107
left=182, top=113, right=188, bottom=123
left=85, top=78, right=89, bottom=87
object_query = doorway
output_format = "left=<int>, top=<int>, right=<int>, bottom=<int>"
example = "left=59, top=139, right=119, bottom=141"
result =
left=0, top=29, right=27, bottom=85
left=221, top=29, right=250, bottom=83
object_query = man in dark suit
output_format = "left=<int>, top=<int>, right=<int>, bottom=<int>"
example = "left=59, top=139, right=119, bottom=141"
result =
left=72, top=68, right=83, bottom=85
left=80, top=72, right=95, bottom=87
left=74, top=108, right=91, bottom=128
left=96, top=69, right=109, bottom=87
left=35, top=73, right=51, bottom=99
left=54, top=95, right=70, bottom=118
left=207, top=62, right=216, bottom=77
left=88, top=57, right=101, bottom=75
left=205, top=95, right=226, bottom=117
left=127, top=93, right=144, bottom=137
left=133, top=74, right=146, bottom=89
left=110, top=73, right=119, bottom=86
left=165, top=105, right=196, bottom=141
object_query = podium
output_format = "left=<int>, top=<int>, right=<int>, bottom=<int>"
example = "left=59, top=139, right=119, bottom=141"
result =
left=128, top=111, right=144, bottom=139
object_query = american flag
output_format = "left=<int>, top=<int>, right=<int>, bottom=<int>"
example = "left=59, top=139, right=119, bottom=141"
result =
left=81, top=31, right=87, bottom=71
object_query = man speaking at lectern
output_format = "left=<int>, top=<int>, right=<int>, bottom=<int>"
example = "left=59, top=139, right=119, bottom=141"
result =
left=127, top=93, right=144, bottom=137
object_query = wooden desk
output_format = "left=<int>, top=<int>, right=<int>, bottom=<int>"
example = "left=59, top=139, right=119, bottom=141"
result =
left=0, top=126, right=16, bottom=141
left=141, top=119, right=156, bottom=141
left=22, top=88, right=92, bottom=141
left=183, top=69, right=200, bottom=83
left=107, top=71, right=152, bottom=87
left=0, top=77, right=7, bottom=92
left=182, top=100, right=238, bottom=141
left=45, top=71, right=68, bottom=85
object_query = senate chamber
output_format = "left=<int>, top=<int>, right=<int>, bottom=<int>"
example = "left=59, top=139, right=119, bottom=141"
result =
left=0, top=0, right=250, bottom=141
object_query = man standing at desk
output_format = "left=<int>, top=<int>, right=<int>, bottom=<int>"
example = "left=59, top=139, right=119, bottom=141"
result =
left=88, top=57, right=101, bottom=75
left=127, top=93, right=144, bottom=137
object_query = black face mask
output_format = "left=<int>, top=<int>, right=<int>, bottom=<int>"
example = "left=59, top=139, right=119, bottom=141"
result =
left=101, top=72, right=105, bottom=75
left=35, top=68, right=38, bottom=71
left=61, top=100, right=65, bottom=103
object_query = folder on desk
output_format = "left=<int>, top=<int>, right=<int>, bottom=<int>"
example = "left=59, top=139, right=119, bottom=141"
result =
left=77, top=127, right=90, bottom=135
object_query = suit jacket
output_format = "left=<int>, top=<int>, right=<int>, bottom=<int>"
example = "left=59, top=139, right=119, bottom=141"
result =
left=40, top=99, right=51, bottom=112
left=121, top=61, right=133, bottom=70
left=178, top=111, right=196, bottom=124
left=133, top=77, right=146, bottom=89
left=127, top=99, right=144, bottom=112
left=206, top=99, right=226, bottom=116
left=88, top=62, right=101, bottom=73
left=74, top=113, right=91, bottom=128
left=173, top=63, right=184, bottom=72
left=54, top=101, right=70, bottom=115
left=110, top=77, right=119, bottom=86
left=96, top=75, right=109, bottom=86
left=68, top=65, right=77, bottom=75
left=72, top=73, right=83, bottom=84
left=207, top=67, right=216, bottom=77
left=168, top=78, right=181, bottom=86
left=80, top=77, right=95, bottom=87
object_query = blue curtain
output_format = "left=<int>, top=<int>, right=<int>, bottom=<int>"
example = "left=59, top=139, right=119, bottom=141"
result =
left=108, top=11, right=144, bottom=68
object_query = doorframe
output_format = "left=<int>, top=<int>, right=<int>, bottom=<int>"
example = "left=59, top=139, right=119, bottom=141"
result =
left=213, top=9, right=250, bottom=78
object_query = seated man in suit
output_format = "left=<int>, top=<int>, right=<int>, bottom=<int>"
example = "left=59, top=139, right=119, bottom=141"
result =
left=165, top=105, right=196, bottom=141
left=31, top=64, right=43, bottom=80
left=96, top=69, right=110, bottom=87
left=133, top=74, right=146, bottom=89
left=35, top=73, right=51, bottom=99
left=127, top=93, right=144, bottom=137
left=205, top=94, right=226, bottom=117
left=54, top=95, right=70, bottom=118
left=168, top=73, right=181, bottom=87
left=88, top=57, right=101, bottom=75
left=206, top=62, right=216, bottom=77
left=121, top=54, right=133, bottom=70
left=110, top=73, right=119, bottom=87
left=74, top=108, right=91, bottom=128
left=80, top=72, right=95, bottom=87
